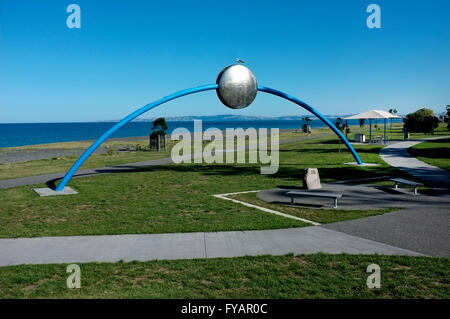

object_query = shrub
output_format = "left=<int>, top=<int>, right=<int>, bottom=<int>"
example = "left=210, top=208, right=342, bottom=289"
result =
left=445, top=105, right=450, bottom=131
left=406, top=108, right=439, bottom=133
left=151, top=117, right=168, bottom=136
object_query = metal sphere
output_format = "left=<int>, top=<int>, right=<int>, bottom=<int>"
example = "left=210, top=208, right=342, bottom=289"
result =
left=216, top=64, right=257, bottom=109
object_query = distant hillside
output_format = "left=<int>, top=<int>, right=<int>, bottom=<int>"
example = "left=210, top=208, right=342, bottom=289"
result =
left=161, top=114, right=307, bottom=121
left=101, top=114, right=350, bottom=122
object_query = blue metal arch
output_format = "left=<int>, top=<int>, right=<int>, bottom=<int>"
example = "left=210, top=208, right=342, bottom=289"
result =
left=257, top=86, right=363, bottom=165
left=55, top=84, right=362, bottom=191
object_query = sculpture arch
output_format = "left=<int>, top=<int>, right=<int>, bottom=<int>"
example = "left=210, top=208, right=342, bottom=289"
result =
left=55, top=84, right=362, bottom=191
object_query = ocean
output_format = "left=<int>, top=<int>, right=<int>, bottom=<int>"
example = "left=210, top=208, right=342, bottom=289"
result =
left=0, top=119, right=392, bottom=148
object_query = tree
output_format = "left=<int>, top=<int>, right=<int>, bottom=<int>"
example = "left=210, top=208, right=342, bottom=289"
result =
left=150, top=117, right=169, bottom=152
left=359, top=118, right=365, bottom=127
left=335, top=117, right=348, bottom=152
left=335, top=117, right=350, bottom=134
left=151, top=117, right=168, bottom=136
left=335, top=117, right=344, bottom=131
left=445, top=105, right=450, bottom=131
left=406, top=108, right=439, bottom=134
left=302, top=116, right=312, bottom=135
left=388, top=108, right=398, bottom=133
left=388, top=108, right=397, bottom=115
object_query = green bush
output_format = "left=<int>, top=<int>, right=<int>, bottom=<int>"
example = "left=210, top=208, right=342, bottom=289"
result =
left=445, top=105, right=450, bottom=131
left=406, top=108, right=439, bottom=133
left=151, top=117, right=168, bottom=136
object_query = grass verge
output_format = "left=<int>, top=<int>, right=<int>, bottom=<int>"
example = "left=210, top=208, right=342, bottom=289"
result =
left=0, top=254, right=448, bottom=298
left=408, top=138, right=450, bottom=171
left=0, top=150, right=171, bottom=180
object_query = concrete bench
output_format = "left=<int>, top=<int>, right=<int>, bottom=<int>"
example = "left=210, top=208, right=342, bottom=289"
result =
left=287, top=191, right=342, bottom=209
left=390, top=178, right=423, bottom=195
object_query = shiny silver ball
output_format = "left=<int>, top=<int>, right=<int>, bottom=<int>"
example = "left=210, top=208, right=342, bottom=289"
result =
left=216, top=64, right=257, bottom=109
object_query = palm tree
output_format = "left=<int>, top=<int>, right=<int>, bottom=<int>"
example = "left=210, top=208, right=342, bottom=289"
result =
left=302, top=116, right=312, bottom=135
left=388, top=108, right=398, bottom=133
left=446, top=105, right=450, bottom=131
left=335, top=117, right=345, bottom=152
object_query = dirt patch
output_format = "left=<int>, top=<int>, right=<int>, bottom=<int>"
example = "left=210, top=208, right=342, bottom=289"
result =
left=0, top=148, right=106, bottom=164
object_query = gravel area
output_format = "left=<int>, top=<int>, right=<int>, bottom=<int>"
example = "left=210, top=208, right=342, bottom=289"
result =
left=0, top=148, right=107, bottom=164
left=0, top=136, right=151, bottom=164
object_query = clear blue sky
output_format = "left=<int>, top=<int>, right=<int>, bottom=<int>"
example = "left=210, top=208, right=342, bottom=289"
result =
left=1, top=0, right=449, bottom=123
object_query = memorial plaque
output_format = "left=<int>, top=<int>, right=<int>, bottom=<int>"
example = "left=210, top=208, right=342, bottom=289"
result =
left=302, top=168, right=322, bottom=190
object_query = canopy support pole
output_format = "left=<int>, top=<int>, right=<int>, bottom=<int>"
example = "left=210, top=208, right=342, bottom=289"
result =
left=345, top=120, right=348, bottom=139
left=404, top=118, right=408, bottom=140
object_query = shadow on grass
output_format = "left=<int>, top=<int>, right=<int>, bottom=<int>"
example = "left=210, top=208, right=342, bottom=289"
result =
left=46, top=161, right=412, bottom=191
left=420, top=138, right=450, bottom=144
left=408, top=147, right=450, bottom=159
left=279, top=147, right=383, bottom=155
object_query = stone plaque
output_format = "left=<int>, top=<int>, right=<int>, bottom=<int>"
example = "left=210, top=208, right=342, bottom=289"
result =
left=302, top=168, right=322, bottom=190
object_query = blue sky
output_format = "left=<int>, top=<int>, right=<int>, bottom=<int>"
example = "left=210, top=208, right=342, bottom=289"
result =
left=1, top=0, right=449, bottom=123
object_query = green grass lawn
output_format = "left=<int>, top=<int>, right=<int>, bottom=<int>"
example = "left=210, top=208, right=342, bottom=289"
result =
left=0, top=254, right=448, bottom=298
left=0, top=166, right=310, bottom=238
left=0, top=137, right=177, bottom=180
left=277, top=126, right=342, bottom=140
left=0, top=151, right=173, bottom=180
left=346, top=122, right=450, bottom=141
left=408, top=138, right=450, bottom=171
left=1, top=123, right=447, bottom=181
left=1, top=131, right=449, bottom=299
left=229, top=193, right=395, bottom=224
left=0, top=128, right=335, bottom=181
left=0, top=136, right=411, bottom=238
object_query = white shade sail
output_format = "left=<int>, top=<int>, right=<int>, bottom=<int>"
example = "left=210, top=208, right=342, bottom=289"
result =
left=344, top=110, right=402, bottom=120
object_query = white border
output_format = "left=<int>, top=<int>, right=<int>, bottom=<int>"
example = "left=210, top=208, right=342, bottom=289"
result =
left=213, top=190, right=321, bottom=226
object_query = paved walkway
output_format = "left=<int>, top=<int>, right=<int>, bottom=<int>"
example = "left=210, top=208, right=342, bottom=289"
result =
left=0, top=227, right=422, bottom=267
left=257, top=185, right=450, bottom=257
left=257, top=184, right=450, bottom=211
left=380, top=137, right=450, bottom=189
left=324, top=207, right=450, bottom=257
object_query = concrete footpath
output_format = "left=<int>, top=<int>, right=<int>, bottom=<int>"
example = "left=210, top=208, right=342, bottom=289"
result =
left=324, top=207, right=450, bottom=257
left=380, top=137, right=450, bottom=189
left=0, top=227, right=422, bottom=267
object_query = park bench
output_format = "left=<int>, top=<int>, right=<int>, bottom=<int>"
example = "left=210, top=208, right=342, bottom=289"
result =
left=390, top=178, right=423, bottom=195
left=286, top=191, right=342, bottom=209
left=370, top=135, right=383, bottom=144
